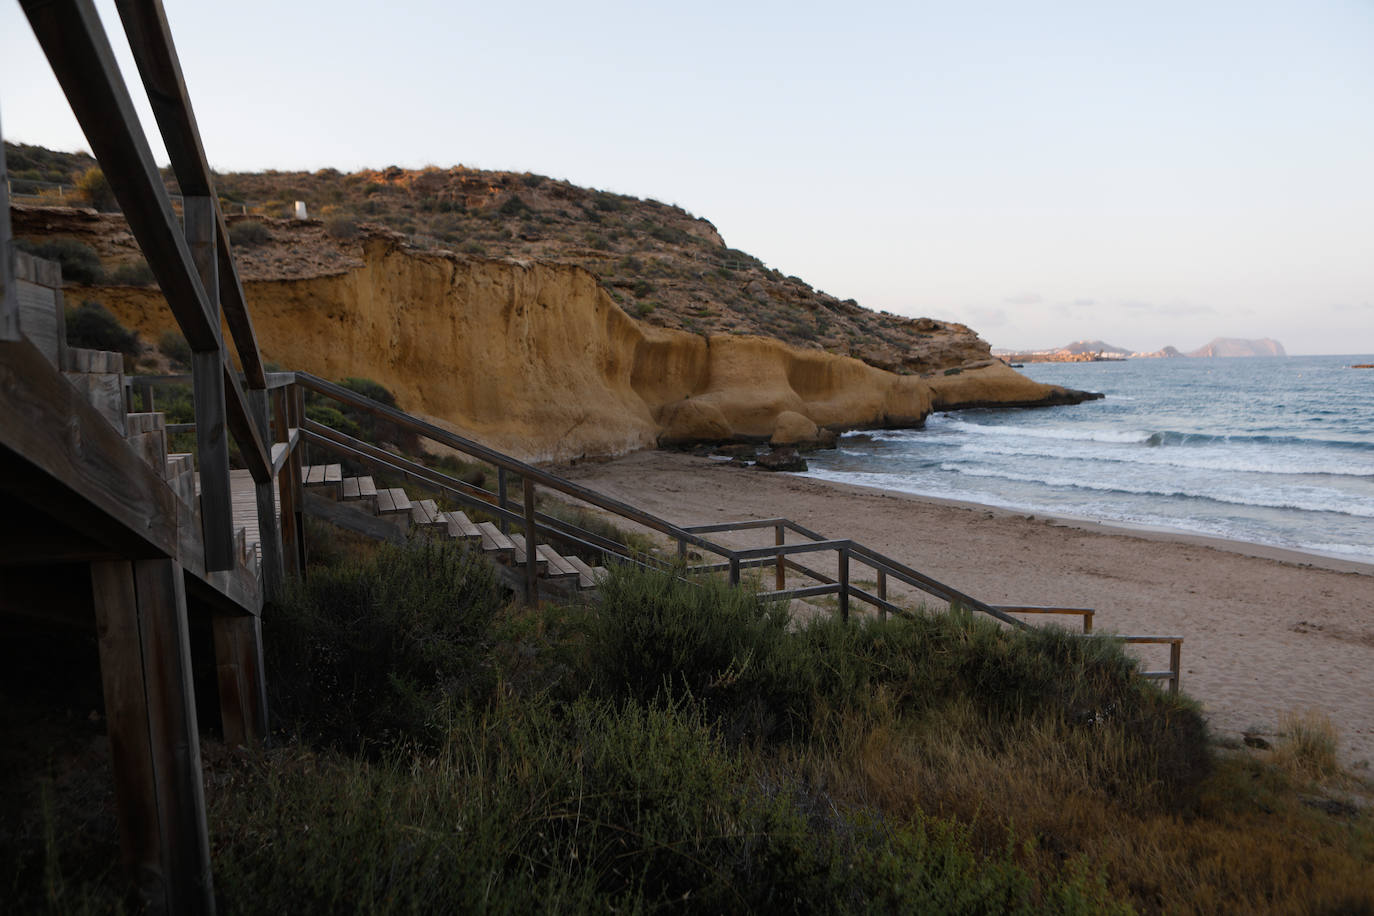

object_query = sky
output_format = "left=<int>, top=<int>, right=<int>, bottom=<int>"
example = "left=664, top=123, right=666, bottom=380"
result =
left=3, top=0, right=1372, bottom=355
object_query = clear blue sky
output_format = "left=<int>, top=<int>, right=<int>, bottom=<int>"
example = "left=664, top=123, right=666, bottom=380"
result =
left=4, top=0, right=1372, bottom=354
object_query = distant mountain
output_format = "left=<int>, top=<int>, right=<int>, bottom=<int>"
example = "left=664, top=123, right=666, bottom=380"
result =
left=1187, top=337, right=1287, bottom=358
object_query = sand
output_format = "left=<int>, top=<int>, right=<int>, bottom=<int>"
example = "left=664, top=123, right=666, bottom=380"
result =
left=554, top=450, right=1374, bottom=764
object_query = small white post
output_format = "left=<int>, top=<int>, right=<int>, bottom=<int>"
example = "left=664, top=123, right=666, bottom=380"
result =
left=293, top=200, right=308, bottom=220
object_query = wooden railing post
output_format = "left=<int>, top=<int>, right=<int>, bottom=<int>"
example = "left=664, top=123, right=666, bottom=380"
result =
left=271, top=387, right=301, bottom=578
left=522, top=476, right=538, bottom=606
left=183, top=196, right=233, bottom=571
left=248, top=388, right=283, bottom=600
left=498, top=468, right=510, bottom=535
left=288, top=384, right=308, bottom=571
left=1169, top=640, right=1182, bottom=695
left=728, top=555, right=740, bottom=587
left=213, top=614, right=268, bottom=747
left=774, top=523, right=786, bottom=591
left=838, top=547, right=850, bottom=622
left=92, top=558, right=215, bottom=916
left=876, top=569, right=887, bottom=622
left=0, top=113, right=18, bottom=343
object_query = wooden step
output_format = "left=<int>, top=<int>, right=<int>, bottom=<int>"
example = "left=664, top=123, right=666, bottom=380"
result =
left=410, top=498, right=445, bottom=527
left=375, top=487, right=412, bottom=515
left=124, top=411, right=168, bottom=472
left=506, top=534, right=549, bottom=576
left=63, top=348, right=126, bottom=434
left=443, top=511, right=483, bottom=542
left=166, top=453, right=196, bottom=507
left=340, top=475, right=379, bottom=514
left=536, top=544, right=581, bottom=582
left=562, top=554, right=606, bottom=590
left=475, top=522, right=515, bottom=560
left=301, top=464, right=344, bottom=484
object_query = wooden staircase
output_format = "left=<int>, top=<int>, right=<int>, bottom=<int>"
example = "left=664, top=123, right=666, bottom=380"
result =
left=300, top=464, right=606, bottom=592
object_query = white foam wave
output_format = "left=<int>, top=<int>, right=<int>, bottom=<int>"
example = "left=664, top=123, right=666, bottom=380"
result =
left=960, top=440, right=1374, bottom=479
left=939, top=463, right=1374, bottom=518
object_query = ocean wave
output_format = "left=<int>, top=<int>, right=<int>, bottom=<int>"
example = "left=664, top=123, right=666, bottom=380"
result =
left=931, top=416, right=1374, bottom=453
left=938, top=463, right=1374, bottom=518
left=957, top=441, right=1374, bottom=479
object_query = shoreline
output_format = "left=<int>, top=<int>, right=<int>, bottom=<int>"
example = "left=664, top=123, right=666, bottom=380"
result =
left=798, top=468, right=1374, bottom=577
left=555, top=449, right=1374, bottom=765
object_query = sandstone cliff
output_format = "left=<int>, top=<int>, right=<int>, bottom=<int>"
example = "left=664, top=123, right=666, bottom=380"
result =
left=86, top=240, right=1094, bottom=462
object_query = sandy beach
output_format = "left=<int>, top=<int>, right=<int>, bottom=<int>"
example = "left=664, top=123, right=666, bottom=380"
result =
left=555, top=450, right=1374, bottom=764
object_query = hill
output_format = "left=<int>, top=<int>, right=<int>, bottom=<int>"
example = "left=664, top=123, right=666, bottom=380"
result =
left=1188, top=337, right=1287, bottom=358
left=4, top=142, right=990, bottom=375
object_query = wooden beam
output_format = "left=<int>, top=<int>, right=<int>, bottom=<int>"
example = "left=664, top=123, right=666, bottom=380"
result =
left=0, top=337, right=177, bottom=559
left=111, top=0, right=267, bottom=387
left=212, top=614, right=267, bottom=747
left=92, top=558, right=215, bottom=915
left=0, top=112, right=18, bottom=342
left=222, top=362, right=271, bottom=483
left=18, top=0, right=219, bottom=350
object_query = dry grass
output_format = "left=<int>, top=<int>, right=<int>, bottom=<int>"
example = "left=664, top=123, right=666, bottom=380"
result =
left=1274, top=707, right=1341, bottom=780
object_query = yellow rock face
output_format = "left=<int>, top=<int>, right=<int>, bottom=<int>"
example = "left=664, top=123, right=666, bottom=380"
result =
left=92, top=242, right=1080, bottom=462
left=770, top=411, right=819, bottom=446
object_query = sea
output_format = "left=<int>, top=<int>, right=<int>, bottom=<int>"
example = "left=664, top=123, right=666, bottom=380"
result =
left=802, top=355, right=1374, bottom=564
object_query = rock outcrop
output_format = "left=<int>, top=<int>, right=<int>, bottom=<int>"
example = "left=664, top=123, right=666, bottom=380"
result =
left=86, top=241, right=1099, bottom=463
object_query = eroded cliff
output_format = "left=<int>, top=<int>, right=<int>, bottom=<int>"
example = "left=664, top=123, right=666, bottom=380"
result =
left=90, top=241, right=1094, bottom=462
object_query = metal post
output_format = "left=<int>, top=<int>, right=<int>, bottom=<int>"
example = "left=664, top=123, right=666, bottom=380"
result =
left=774, top=523, right=786, bottom=591
left=497, top=468, right=509, bottom=535
left=838, top=547, right=850, bottom=623
left=522, top=476, right=538, bottom=606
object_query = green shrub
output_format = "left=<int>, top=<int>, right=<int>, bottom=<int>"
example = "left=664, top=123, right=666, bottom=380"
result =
left=158, top=330, right=192, bottom=368
left=585, top=566, right=1211, bottom=805
left=109, top=259, right=156, bottom=286
left=15, top=237, right=105, bottom=284
left=64, top=300, right=140, bottom=360
left=323, top=215, right=358, bottom=239
left=265, top=537, right=503, bottom=751
left=228, top=220, right=271, bottom=247
left=586, top=565, right=810, bottom=743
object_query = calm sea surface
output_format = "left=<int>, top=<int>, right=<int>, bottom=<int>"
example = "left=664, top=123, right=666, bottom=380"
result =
left=803, top=355, right=1374, bottom=563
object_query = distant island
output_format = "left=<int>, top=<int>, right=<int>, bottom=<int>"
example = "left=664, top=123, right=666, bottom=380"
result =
left=995, top=337, right=1286, bottom=363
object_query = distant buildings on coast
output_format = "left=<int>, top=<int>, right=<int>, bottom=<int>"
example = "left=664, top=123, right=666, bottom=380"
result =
left=995, top=337, right=1285, bottom=364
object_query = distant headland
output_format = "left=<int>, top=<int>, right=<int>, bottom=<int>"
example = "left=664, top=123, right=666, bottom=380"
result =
left=995, top=336, right=1287, bottom=364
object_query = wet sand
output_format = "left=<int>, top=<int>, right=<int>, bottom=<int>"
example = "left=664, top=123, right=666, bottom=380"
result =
left=555, top=450, right=1374, bottom=764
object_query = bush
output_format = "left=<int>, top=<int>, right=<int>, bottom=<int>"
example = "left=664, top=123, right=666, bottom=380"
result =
left=158, top=330, right=192, bottom=368
left=323, top=215, right=358, bottom=239
left=64, top=300, right=140, bottom=360
left=109, top=259, right=156, bottom=286
left=584, top=566, right=1212, bottom=805
left=229, top=220, right=271, bottom=247
left=75, top=166, right=116, bottom=211
left=15, top=237, right=105, bottom=284
left=265, top=537, right=503, bottom=751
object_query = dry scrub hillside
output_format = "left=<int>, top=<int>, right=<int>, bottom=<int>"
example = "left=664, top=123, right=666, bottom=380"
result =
left=6, top=141, right=991, bottom=375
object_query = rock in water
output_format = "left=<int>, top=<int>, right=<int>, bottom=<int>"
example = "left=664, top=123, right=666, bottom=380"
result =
left=755, top=447, right=807, bottom=472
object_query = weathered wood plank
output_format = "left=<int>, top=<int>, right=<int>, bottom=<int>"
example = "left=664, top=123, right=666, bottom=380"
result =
left=212, top=614, right=267, bottom=747
left=0, top=337, right=177, bottom=558
left=301, top=489, right=406, bottom=545
left=92, top=558, right=215, bottom=915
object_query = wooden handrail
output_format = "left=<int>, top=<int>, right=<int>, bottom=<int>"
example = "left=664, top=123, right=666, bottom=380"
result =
left=21, top=0, right=220, bottom=351
left=996, top=605, right=1095, bottom=633
left=294, top=372, right=729, bottom=558
left=114, top=0, right=266, bottom=388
